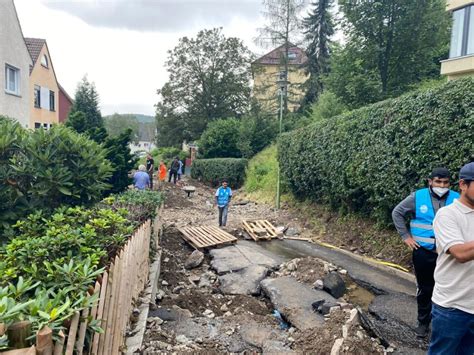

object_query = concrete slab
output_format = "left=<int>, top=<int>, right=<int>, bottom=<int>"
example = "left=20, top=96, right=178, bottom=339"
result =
left=219, top=265, right=269, bottom=295
left=210, top=241, right=282, bottom=274
left=261, top=276, right=336, bottom=330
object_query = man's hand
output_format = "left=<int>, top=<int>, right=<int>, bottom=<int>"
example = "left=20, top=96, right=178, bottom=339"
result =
left=404, top=237, right=420, bottom=250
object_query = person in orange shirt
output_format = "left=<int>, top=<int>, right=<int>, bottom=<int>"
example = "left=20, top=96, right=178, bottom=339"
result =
left=157, top=161, right=167, bottom=190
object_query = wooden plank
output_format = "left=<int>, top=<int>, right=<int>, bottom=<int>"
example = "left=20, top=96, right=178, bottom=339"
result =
left=53, top=330, right=65, bottom=355
left=243, top=221, right=259, bottom=241
left=111, top=252, right=124, bottom=354
left=75, top=307, right=89, bottom=354
left=98, top=263, right=114, bottom=355
left=201, top=226, right=237, bottom=243
left=91, top=271, right=108, bottom=355
left=36, top=326, right=53, bottom=355
left=65, top=312, right=80, bottom=355
left=105, top=254, right=121, bottom=354
left=7, top=321, right=31, bottom=349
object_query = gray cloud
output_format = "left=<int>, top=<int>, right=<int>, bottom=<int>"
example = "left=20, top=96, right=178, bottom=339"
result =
left=42, top=0, right=261, bottom=32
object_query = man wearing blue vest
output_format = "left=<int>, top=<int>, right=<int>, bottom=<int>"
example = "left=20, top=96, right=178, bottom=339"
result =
left=392, top=167, right=459, bottom=337
left=215, top=179, right=232, bottom=227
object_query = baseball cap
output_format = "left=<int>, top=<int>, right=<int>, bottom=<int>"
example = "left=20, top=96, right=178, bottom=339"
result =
left=430, top=167, right=450, bottom=179
left=459, top=162, right=474, bottom=181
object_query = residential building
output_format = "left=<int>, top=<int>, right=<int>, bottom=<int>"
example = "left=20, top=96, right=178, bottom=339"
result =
left=129, top=141, right=156, bottom=155
left=25, top=38, right=59, bottom=129
left=0, top=0, right=32, bottom=126
left=58, top=83, right=73, bottom=123
left=251, top=44, right=309, bottom=113
left=441, top=0, right=474, bottom=79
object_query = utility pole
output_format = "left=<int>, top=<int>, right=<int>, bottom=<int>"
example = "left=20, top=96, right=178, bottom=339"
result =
left=276, top=74, right=288, bottom=209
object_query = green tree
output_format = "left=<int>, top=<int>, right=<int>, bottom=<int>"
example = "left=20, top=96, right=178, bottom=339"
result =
left=199, top=119, right=242, bottom=158
left=66, top=76, right=107, bottom=142
left=103, top=129, right=137, bottom=194
left=335, top=0, right=449, bottom=106
left=301, top=0, right=335, bottom=106
left=237, top=111, right=277, bottom=158
left=310, top=90, right=347, bottom=122
left=325, top=43, right=383, bottom=109
left=104, top=113, right=139, bottom=142
left=156, top=28, right=253, bottom=142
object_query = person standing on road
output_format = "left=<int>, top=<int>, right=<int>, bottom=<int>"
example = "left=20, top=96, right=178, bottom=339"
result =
left=158, top=160, right=167, bottom=189
left=168, top=157, right=180, bottom=184
left=428, top=162, right=474, bottom=355
left=146, top=153, right=154, bottom=190
left=392, top=167, right=460, bottom=337
left=215, top=179, right=232, bottom=227
left=177, top=159, right=184, bottom=181
left=133, top=164, right=150, bottom=191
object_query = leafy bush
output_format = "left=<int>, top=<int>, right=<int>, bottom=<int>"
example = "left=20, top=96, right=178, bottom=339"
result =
left=310, top=90, right=347, bottom=122
left=0, top=120, right=113, bottom=238
left=237, top=114, right=277, bottom=158
left=191, top=158, right=248, bottom=188
left=109, top=190, right=164, bottom=222
left=0, top=189, right=162, bottom=348
left=199, top=119, right=242, bottom=158
left=279, top=77, right=474, bottom=224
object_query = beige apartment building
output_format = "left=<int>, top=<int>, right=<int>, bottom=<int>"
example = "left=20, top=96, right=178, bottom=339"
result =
left=441, top=0, right=474, bottom=79
left=252, top=44, right=309, bottom=113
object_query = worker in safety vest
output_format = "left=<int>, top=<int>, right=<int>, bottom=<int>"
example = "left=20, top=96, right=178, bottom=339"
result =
left=392, top=167, right=459, bottom=338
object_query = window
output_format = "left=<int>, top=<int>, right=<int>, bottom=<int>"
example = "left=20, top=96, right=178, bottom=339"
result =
left=49, top=91, right=55, bottom=111
left=5, top=64, right=20, bottom=95
left=34, top=122, right=41, bottom=129
left=41, top=55, right=48, bottom=68
left=450, top=5, right=474, bottom=58
left=34, top=85, right=41, bottom=108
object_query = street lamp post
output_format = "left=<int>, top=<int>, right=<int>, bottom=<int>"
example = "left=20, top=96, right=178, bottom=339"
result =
left=276, top=75, right=288, bottom=210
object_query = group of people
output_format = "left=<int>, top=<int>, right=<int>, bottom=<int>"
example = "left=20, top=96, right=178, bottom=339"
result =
left=392, top=162, right=474, bottom=354
left=133, top=154, right=184, bottom=190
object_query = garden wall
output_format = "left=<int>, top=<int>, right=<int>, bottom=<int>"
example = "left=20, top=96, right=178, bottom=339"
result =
left=279, top=78, right=474, bottom=224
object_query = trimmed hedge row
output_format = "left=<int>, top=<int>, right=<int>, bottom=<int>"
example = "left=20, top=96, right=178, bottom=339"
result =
left=191, top=158, right=248, bottom=188
left=279, top=78, right=474, bottom=224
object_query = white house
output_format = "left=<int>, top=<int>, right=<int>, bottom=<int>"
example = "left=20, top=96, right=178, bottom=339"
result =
left=0, top=0, right=32, bottom=126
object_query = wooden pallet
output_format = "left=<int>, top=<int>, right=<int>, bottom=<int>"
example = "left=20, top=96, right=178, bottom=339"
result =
left=179, top=225, right=237, bottom=249
left=242, top=220, right=279, bottom=241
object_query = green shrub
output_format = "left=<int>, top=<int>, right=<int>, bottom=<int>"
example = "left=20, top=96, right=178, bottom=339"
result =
left=279, top=77, right=474, bottom=224
left=110, top=190, right=164, bottom=222
left=237, top=114, right=277, bottom=158
left=199, top=119, right=242, bottom=158
left=191, top=158, right=248, bottom=188
left=0, top=121, right=113, bottom=238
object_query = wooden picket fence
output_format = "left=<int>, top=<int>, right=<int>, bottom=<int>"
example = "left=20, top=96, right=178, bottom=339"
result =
left=1, top=218, right=153, bottom=355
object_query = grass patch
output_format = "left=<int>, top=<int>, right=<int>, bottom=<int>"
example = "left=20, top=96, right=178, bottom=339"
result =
left=243, top=144, right=292, bottom=204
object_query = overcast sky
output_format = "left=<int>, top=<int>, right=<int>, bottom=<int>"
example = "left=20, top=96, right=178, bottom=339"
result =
left=14, top=0, right=270, bottom=116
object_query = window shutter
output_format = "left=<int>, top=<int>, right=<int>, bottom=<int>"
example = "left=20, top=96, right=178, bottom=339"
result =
left=40, top=87, right=50, bottom=110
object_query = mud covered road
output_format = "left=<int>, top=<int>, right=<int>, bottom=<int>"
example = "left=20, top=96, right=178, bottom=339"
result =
left=137, top=178, right=428, bottom=354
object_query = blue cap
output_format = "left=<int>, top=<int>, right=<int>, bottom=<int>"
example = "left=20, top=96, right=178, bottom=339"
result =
left=460, top=162, right=474, bottom=181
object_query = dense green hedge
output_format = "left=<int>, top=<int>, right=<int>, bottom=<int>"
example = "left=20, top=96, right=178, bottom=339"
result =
left=279, top=78, right=474, bottom=224
left=191, top=158, right=248, bottom=188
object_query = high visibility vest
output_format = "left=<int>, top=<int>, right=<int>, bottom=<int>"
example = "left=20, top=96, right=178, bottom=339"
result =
left=217, top=187, right=232, bottom=206
left=410, top=188, right=459, bottom=250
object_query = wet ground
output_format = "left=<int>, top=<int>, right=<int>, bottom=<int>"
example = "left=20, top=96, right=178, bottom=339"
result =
left=136, top=179, right=428, bottom=354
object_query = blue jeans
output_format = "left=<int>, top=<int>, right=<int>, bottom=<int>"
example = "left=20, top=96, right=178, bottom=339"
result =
left=428, top=303, right=474, bottom=355
left=218, top=205, right=229, bottom=226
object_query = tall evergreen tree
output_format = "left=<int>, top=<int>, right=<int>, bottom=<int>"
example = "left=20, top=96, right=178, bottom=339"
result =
left=66, top=76, right=106, bottom=142
left=301, top=0, right=335, bottom=106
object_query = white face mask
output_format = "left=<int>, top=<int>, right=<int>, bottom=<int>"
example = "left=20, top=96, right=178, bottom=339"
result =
left=432, top=187, right=449, bottom=197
